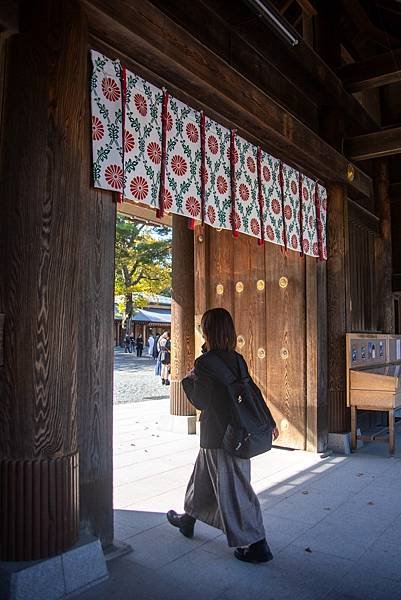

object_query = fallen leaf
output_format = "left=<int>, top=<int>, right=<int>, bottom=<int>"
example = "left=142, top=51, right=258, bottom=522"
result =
left=368, top=501, right=375, bottom=506
left=302, top=490, right=309, bottom=495
left=305, top=547, right=312, bottom=553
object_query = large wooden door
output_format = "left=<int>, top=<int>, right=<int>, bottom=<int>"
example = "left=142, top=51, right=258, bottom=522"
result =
left=195, top=226, right=317, bottom=450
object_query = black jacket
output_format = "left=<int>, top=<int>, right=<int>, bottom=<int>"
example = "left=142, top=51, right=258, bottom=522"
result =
left=182, top=350, right=275, bottom=449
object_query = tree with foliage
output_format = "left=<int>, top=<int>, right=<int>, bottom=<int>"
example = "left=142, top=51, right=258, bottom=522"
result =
left=115, top=215, right=172, bottom=330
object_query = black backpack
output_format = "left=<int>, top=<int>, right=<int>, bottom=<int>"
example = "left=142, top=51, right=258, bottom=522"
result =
left=206, top=353, right=275, bottom=459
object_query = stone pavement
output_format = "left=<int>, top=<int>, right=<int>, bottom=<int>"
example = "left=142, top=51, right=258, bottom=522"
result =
left=76, top=397, right=401, bottom=600
left=114, top=349, right=169, bottom=404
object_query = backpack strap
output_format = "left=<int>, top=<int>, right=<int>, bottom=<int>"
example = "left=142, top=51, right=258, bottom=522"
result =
left=201, top=352, right=246, bottom=387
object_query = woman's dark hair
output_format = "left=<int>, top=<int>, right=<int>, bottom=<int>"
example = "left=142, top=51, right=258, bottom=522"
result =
left=201, top=308, right=237, bottom=351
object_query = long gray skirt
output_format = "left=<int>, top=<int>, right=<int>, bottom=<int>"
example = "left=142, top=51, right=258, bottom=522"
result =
left=184, top=448, right=265, bottom=548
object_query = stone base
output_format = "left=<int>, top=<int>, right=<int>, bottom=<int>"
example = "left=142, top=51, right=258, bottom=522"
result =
left=158, top=414, right=197, bottom=435
left=0, top=533, right=108, bottom=600
left=327, top=429, right=363, bottom=455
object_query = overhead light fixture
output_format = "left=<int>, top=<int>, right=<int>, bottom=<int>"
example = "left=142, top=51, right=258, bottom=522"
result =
left=243, top=0, right=299, bottom=47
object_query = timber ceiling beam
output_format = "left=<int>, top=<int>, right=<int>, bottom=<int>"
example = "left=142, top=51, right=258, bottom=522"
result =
left=83, top=0, right=372, bottom=199
left=0, top=0, right=18, bottom=31
left=197, top=0, right=377, bottom=136
left=346, top=127, right=401, bottom=161
left=340, top=0, right=401, bottom=50
left=339, top=48, right=401, bottom=92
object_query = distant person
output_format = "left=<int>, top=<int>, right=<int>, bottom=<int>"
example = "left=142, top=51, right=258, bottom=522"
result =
left=153, top=334, right=160, bottom=360
left=148, top=333, right=155, bottom=357
left=124, top=334, right=131, bottom=353
left=136, top=334, right=144, bottom=357
left=166, top=308, right=279, bottom=563
left=158, top=331, right=171, bottom=385
left=130, top=334, right=136, bottom=354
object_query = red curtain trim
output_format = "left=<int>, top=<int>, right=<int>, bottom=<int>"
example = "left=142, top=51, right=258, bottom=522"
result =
left=230, top=129, right=239, bottom=238
left=200, top=111, right=206, bottom=227
left=299, top=172, right=304, bottom=257
left=117, top=64, right=127, bottom=204
left=314, top=181, right=323, bottom=261
left=279, top=161, right=287, bottom=252
left=157, top=89, right=170, bottom=219
left=256, top=147, right=265, bottom=246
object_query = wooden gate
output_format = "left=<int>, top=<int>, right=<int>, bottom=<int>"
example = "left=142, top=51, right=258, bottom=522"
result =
left=194, top=225, right=325, bottom=450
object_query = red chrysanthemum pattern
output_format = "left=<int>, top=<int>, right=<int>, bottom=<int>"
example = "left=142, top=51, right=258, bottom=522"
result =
left=271, top=198, right=281, bottom=215
left=207, top=205, right=216, bottom=224
left=166, top=112, right=173, bottom=131
left=92, top=116, right=104, bottom=141
left=247, top=156, right=256, bottom=173
left=171, top=155, right=188, bottom=177
left=104, top=164, right=123, bottom=190
left=251, top=218, right=260, bottom=236
left=284, top=204, right=292, bottom=221
left=130, top=176, right=149, bottom=200
left=134, top=93, right=147, bottom=117
left=303, top=186, right=308, bottom=201
left=239, top=183, right=250, bottom=202
left=266, top=225, right=275, bottom=241
left=101, top=77, right=120, bottom=102
left=161, top=189, right=173, bottom=211
left=185, top=196, right=201, bottom=217
left=147, top=141, right=162, bottom=165
left=217, top=175, right=228, bottom=195
left=263, top=165, right=271, bottom=182
left=309, top=215, right=314, bottom=229
left=186, top=122, right=199, bottom=143
left=124, top=130, right=135, bottom=153
left=291, top=180, right=298, bottom=195
left=229, top=210, right=241, bottom=230
left=313, top=242, right=319, bottom=257
left=291, top=234, right=298, bottom=249
left=208, top=135, right=219, bottom=155
left=303, top=239, right=310, bottom=253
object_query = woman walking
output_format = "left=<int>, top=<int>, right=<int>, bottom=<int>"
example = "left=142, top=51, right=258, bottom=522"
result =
left=167, top=308, right=279, bottom=563
left=158, top=331, right=171, bottom=385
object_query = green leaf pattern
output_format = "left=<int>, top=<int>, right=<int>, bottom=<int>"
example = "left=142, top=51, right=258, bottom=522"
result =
left=90, top=51, right=327, bottom=259
left=91, top=50, right=123, bottom=191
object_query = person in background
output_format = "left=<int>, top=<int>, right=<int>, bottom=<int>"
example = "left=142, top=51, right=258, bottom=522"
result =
left=153, top=333, right=160, bottom=360
left=130, top=333, right=136, bottom=354
left=136, top=334, right=144, bottom=357
left=148, top=332, right=155, bottom=357
left=158, top=331, right=171, bottom=385
left=124, top=333, right=131, bottom=353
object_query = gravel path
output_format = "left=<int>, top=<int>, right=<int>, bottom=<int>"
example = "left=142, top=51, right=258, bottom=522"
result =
left=113, top=349, right=169, bottom=404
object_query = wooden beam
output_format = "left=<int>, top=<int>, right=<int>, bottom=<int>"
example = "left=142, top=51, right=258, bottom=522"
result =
left=347, top=126, right=401, bottom=161
left=295, top=0, right=317, bottom=17
left=390, top=182, right=401, bottom=200
left=0, top=0, right=18, bottom=32
left=201, top=0, right=378, bottom=136
left=83, top=0, right=372, bottom=199
left=339, top=48, right=401, bottom=92
left=340, top=0, right=401, bottom=49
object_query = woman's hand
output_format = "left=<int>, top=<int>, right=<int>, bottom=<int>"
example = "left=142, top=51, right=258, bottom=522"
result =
left=272, top=427, right=279, bottom=441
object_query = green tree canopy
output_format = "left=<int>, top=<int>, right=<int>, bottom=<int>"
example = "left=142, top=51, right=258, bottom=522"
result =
left=115, top=215, right=172, bottom=324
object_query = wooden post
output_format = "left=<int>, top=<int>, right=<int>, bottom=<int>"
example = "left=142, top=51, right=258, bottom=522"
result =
left=170, top=215, right=196, bottom=417
left=327, top=182, right=351, bottom=433
left=0, top=0, right=86, bottom=560
left=375, top=158, right=394, bottom=333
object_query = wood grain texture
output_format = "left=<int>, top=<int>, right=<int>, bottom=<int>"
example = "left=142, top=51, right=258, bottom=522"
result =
left=327, top=183, right=350, bottom=432
left=264, top=245, right=306, bottom=449
left=170, top=214, right=196, bottom=416
left=374, top=158, right=394, bottom=333
left=76, top=55, right=116, bottom=545
left=0, top=0, right=86, bottom=460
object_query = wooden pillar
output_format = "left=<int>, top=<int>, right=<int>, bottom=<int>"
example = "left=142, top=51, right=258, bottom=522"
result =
left=327, top=182, right=350, bottom=433
left=0, top=0, right=86, bottom=560
left=170, top=215, right=196, bottom=416
left=375, top=158, right=394, bottom=333
left=306, top=258, right=328, bottom=452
